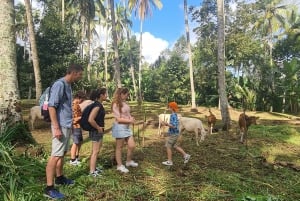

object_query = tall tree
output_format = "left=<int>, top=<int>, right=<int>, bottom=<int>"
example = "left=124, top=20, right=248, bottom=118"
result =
left=254, top=0, right=288, bottom=112
left=109, top=0, right=122, bottom=87
left=128, top=0, right=162, bottom=101
left=67, top=0, right=104, bottom=81
left=0, top=0, right=22, bottom=124
left=121, top=0, right=138, bottom=100
left=15, top=3, right=28, bottom=59
left=217, top=0, right=231, bottom=130
left=184, top=0, right=197, bottom=111
left=25, top=0, right=42, bottom=102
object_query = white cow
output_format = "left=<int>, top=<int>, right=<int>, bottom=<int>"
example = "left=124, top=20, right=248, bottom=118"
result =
left=29, top=106, right=43, bottom=130
left=157, top=113, right=171, bottom=136
left=157, top=113, right=183, bottom=137
left=179, top=117, right=207, bottom=146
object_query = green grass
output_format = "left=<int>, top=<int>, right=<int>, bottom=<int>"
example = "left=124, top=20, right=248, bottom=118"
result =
left=1, top=101, right=300, bottom=201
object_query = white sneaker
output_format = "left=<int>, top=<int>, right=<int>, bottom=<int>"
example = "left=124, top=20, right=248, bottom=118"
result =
left=117, top=165, right=129, bottom=173
left=69, top=160, right=80, bottom=166
left=96, top=167, right=103, bottom=174
left=89, top=171, right=102, bottom=177
left=125, top=160, right=138, bottom=167
left=184, top=154, right=191, bottom=164
left=162, top=160, right=173, bottom=166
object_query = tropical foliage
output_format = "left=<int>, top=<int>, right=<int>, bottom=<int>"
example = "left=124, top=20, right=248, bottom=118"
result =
left=12, top=0, right=300, bottom=115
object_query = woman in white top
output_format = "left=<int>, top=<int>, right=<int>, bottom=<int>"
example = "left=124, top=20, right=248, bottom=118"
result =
left=111, top=88, right=138, bottom=173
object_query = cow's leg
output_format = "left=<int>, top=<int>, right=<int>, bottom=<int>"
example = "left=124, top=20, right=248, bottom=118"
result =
left=200, top=128, right=206, bottom=142
left=158, top=121, right=161, bottom=136
left=31, top=115, right=35, bottom=130
left=195, top=129, right=199, bottom=146
left=240, top=128, right=244, bottom=143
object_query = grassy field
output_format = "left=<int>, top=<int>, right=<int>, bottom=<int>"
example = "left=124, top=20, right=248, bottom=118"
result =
left=18, top=100, right=300, bottom=201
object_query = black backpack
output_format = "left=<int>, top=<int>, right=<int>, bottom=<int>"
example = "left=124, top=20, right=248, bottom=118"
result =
left=80, top=102, right=98, bottom=131
left=39, top=80, right=67, bottom=122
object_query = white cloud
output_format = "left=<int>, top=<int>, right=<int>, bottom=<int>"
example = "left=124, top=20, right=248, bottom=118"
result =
left=135, top=32, right=169, bottom=64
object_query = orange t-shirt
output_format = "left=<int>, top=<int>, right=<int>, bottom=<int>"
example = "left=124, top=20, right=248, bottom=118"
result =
left=72, top=99, right=82, bottom=128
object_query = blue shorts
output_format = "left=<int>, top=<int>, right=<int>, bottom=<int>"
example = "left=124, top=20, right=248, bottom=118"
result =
left=112, top=123, right=132, bottom=138
left=72, top=128, right=83, bottom=144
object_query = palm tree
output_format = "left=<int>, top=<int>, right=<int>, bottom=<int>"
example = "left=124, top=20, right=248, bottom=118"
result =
left=120, top=1, right=138, bottom=100
left=128, top=0, right=163, bottom=101
left=102, top=1, right=111, bottom=88
left=183, top=0, right=197, bottom=111
left=62, top=0, right=65, bottom=23
left=254, top=0, right=287, bottom=112
left=24, top=0, right=42, bottom=103
left=15, top=3, right=28, bottom=59
left=217, top=0, right=231, bottom=131
left=67, top=0, right=104, bottom=81
left=0, top=0, right=22, bottom=124
left=109, top=0, right=122, bottom=87
left=285, top=5, right=300, bottom=40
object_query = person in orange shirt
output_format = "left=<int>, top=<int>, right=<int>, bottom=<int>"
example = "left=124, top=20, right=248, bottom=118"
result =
left=70, top=91, right=86, bottom=165
left=162, top=102, right=190, bottom=166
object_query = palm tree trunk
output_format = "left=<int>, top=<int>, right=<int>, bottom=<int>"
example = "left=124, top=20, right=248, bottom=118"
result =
left=0, top=0, right=22, bottom=124
left=184, top=0, right=197, bottom=111
left=62, top=0, right=65, bottom=23
left=217, top=0, right=231, bottom=131
left=123, top=2, right=138, bottom=101
left=109, top=0, right=122, bottom=87
left=25, top=0, right=42, bottom=103
left=87, top=20, right=92, bottom=81
left=138, top=20, right=143, bottom=102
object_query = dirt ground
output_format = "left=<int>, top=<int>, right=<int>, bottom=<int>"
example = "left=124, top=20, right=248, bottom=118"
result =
left=16, top=103, right=300, bottom=200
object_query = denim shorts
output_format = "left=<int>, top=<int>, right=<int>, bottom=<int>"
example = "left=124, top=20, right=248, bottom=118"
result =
left=112, top=122, right=132, bottom=138
left=72, top=128, right=83, bottom=144
left=89, top=130, right=103, bottom=142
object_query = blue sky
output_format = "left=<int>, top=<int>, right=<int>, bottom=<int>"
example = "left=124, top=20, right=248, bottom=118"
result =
left=130, top=0, right=202, bottom=63
left=16, top=0, right=202, bottom=64
left=131, top=0, right=201, bottom=44
left=15, top=0, right=299, bottom=64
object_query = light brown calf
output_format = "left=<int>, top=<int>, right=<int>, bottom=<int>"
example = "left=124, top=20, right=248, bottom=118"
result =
left=238, top=113, right=259, bottom=143
left=205, top=109, right=217, bottom=134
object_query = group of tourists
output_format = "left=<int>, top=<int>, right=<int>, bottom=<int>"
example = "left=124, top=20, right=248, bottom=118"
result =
left=43, top=64, right=190, bottom=199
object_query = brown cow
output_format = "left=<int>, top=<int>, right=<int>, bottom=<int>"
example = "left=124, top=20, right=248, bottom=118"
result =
left=205, top=109, right=217, bottom=134
left=238, top=113, right=259, bottom=143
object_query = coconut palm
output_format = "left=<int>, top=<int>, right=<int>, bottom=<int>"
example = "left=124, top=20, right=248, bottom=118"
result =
left=0, top=0, right=22, bottom=125
left=117, top=1, right=138, bottom=99
left=24, top=0, right=42, bottom=103
left=254, top=0, right=288, bottom=112
left=183, top=0, right=197, bottom=111
left=217, top=0, right=231, bottom=130
left=67, top=0, right=105, bottom=81
left=109, top=0, right=122, bottom=87
left=128, top=0, right=163, bottom=101
left=15, top=3, right=28, bottom=59
left=122, top=0, right=138, bottom=100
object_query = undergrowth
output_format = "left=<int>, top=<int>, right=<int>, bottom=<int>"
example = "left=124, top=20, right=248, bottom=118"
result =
left=1, top=102, right=300, bottom=200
